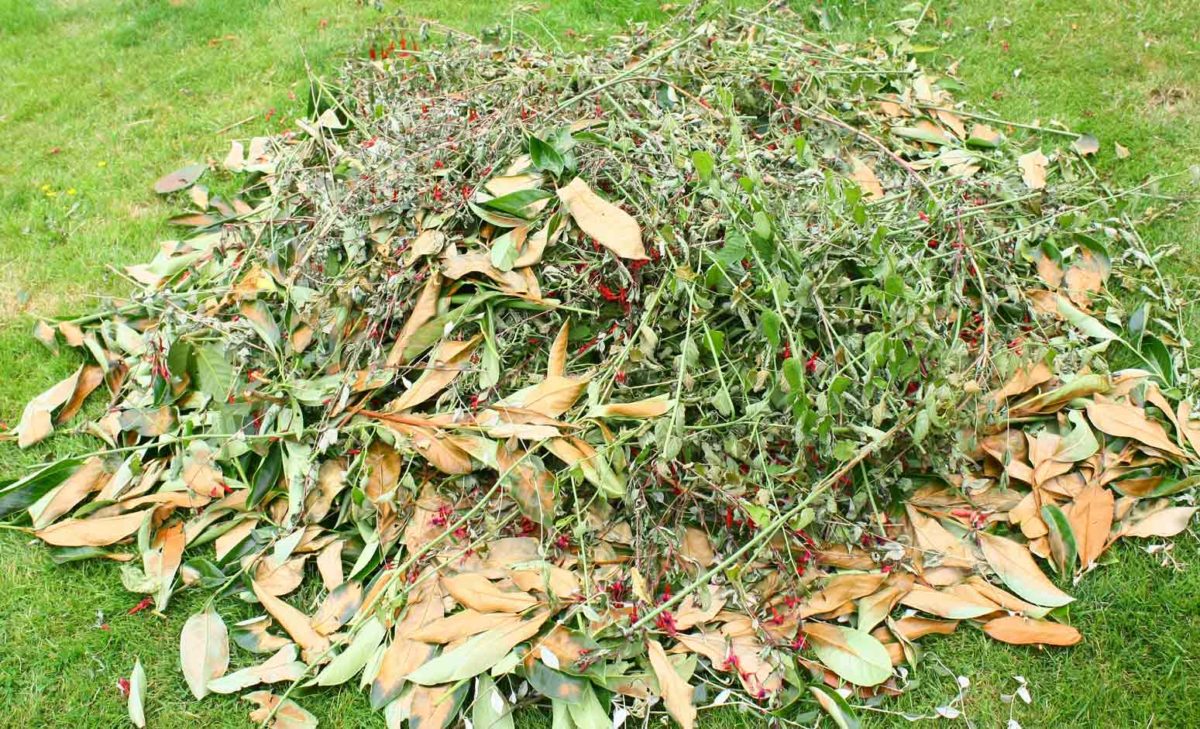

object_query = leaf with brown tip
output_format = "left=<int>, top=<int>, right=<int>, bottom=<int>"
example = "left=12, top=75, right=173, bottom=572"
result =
left=251, top=580, right=330, bottom=659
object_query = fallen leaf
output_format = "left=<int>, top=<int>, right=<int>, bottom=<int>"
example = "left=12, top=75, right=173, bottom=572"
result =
left=35, top=509, right=149, bottom=547
left=251, top=580, right=330, bottom=658
left=1121, top=506, right=1196, bottom=538
left=978, top=531, right=1074, bottom=608
left=128, top=659, right=147, bottom=728
left=982, top=616, right=1082, bottom=646
left=14, top=366, right=85, bottom=447
left=180, top=610, right=230, bottom=699
left=1086, top=400, right=1187, bottom=458
left=154, top=163, right=206, bottom=194
left=556, top=177, right=647, bottom=260
left=804, top=622, right=893, bottom=687
left=646, top=639, right=696, bottom=729
left=244, top=691, right=318, bottom=729
left=441, top=573, right=539, bottom=613
left=1064, top=483, right=1114, bottom=568
left=848, top=156, right=885, bottom=200
left=1017, top=149, right=1048, bottom=189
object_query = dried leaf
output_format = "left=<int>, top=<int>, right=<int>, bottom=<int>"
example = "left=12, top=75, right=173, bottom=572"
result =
left=1086, top=400, right=1187, bottom=458
left=1064, top=483, right=1114, bottom=567
left=35, top=509, right=149, bottom=547
left=1121, top=506, right=1196, bottom=538
left=1018, top=149, right=1048, bottom=189
left=441, top=573, right=539, bottom=613
left=804, top=622, right=893, bottom=687
left=180, top=609, right=230, bottom=699
left=251, top=580, right=330, bottom=658
left=978, top=531, right=1074, bottom=608
left=848, top=156, right=885, bottom=200
left=646, top=639, right=697, bottom=729
left=556, top=177, right=647, bottom=260
left=982, top=616, right=1082, bottom=646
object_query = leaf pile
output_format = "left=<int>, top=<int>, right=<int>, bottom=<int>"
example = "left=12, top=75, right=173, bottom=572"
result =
left=4, top=5, right=1198, bottom=727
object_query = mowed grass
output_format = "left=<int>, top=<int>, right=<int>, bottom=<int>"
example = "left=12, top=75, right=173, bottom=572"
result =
left=0, top=0, right=1197, bottom=726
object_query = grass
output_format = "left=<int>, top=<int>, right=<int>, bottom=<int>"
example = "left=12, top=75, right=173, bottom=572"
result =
left=0, top=0, right=1197, bottom=726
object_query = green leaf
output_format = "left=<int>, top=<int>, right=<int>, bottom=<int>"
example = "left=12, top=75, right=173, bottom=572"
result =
left=760, top=310, right=782, bottom=348
left=893, top=126, right=950, bottom=145
left=527, top=660, right=586, bottom=704
left=1056, top=410, right=1099, bottom=462
left=128, top=659, right=147, bottom=728
left=315, top=616, right=387, bottom=686
left=810, top=684, right=861, bottom=729
left=530, top=135, right=565, bottom=176
left=0, top=459, right=80, bottom=519
left=473, top=674, right=516, bottom=729
left=193, top=343, right=236, bottom=400
left=406, top=616, right=543, bottom=686
left=1041, top=504, right=1078, bottom=576
left=808, top=624, right=892, bottom=687
left=491, top=233, right=520, bottom=272
left=1141, top=334, right=1174, bottom=385
left=480, top=188, right=553, bottom=218
left=1056, top=295, right=1118, bottom=342
left=691, top=150, right=714, bottom=182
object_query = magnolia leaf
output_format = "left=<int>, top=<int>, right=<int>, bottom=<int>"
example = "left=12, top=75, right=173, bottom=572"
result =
left=589, top=396, right=674, bottom=419
left=809, top=684, right=861, bottom=729
left=805, top=622, right=892, bottom=687
left=315, top=616, right=387, bottom=686
left=978, top=531, right=1074, bottom=608
left=180, top=609, right=230, bottom=699
left=556, top=177, right=647, bottom=260
left=646, top=639, right=696, bottom=729
left=405, top=612, right=548, bottom=686
left=154, top=163, right=206, bottom=194
left=35, top=509, right=149, bottom=547
left=207, top=644, right=306, bottom=694
left=1121, top=506, right=1197, bottom=538
left=244, top=691, right=319, bottom=729
left=14, top=365, right=84, bottom=448
left=1064, top=483, right=1114, bottom=568
left=128, top=659, right=147, bottom=728
left=1018, top=149, right=1048, bottom=189
left=983, top=616, right=1082, bottom=646
left=1086, top=400, right=1187, bottom=458
left=473, top=674, right=516, bottom=729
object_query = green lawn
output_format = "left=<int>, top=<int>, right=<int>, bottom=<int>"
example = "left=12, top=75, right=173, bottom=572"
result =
left=1, top=0, right=1197, bottom=726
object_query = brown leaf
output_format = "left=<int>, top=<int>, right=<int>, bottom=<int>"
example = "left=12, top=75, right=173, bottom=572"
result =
left=848, top=156, right=885, bottom=200
left=496, top=375, right=588, bottom=418
left=989, top=362, right=1053, bottom=405
left=364, top=441, right=402, bottom=503
left=31, top=457, right=109, bottom=529
left=305, top=460, right=348, bottom=524
left=388, top=336, right=480, bottom=412
left=244, top=691, right=318, bottom=729
left=57, top=364, right=105, bottom=425
left=180, top=609, right=229, bottom=699
left=386, top=272, right=442, bottom=366
left=547, top=321, right=569, bottom=378
left=1086, top=400, right=1187, bottom=458
left=1121, top=506, right=1197, bottom=538
left=154, top=163, right=206, bottom=194
left=311, top=581, right=363, bottom=635
left=253, top=555, right=308, bottom=597
left=14, top=366, right=85, bottom=447
left=891, top=617, right=959, bottom=641
left=680, top=527, right=716, bottom=569
left=647, top=639, right=696, bottom=729
left=982, top=616, right=1081, bottom=646
left=1064, top=483, right=1114, bottom=568
left=899, top=584, right=1000, bottom=619
left=801, top=573, right=888, bottom=617
left=385, top=421, right=474, bottom=474
left=590, top=395, right=674, bottom=419
left=557, top=177, right=647, bottom=260
left=406, top=609, right=517, bottom=644
left=35, top=509, right=149, bottom=547
left=408, top=685, right=459, bottom=729
left=251, top=580, right=330, bottom=659
left=1018, top=149, right=1048, bottom=189
left=978, top=531, right=1074, bottom=608
left=316, top=540, right=344, bottom=590
left=441, top=573, right=538, bottom=613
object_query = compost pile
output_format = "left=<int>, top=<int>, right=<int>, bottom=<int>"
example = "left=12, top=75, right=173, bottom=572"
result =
left=4, top=5, right=1198, bottom=727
